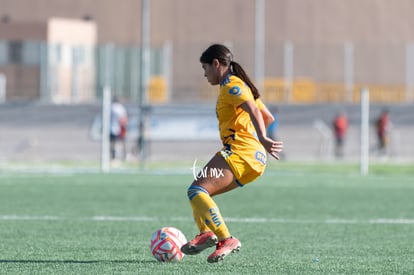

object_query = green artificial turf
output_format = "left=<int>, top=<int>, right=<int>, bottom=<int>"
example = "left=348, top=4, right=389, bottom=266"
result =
left=0, top=162, right=413, bottom=274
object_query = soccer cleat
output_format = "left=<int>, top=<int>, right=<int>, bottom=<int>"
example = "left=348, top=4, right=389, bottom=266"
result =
left=207, top=236, right=241, bottom=263
left=181, top=231, right=218, bottom=255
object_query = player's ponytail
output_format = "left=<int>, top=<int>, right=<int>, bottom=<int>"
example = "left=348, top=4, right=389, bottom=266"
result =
left=230, top=61, right=260, bottom=100
left=200, top=44, right=260, bottom=99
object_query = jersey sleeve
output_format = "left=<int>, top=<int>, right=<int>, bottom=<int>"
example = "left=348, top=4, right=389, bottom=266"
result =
left=223, top=83, right=254, bottom=107
left=255, top=98, right=266, bottom=110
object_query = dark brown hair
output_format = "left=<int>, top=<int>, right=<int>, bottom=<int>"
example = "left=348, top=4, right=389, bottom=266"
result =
left=200, top=44, right=260, bottom=99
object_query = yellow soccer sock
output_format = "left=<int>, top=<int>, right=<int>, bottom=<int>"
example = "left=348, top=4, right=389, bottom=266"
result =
left=193, top=210, right=210, bottom=233
left=187, top=185, right=231, bottom=240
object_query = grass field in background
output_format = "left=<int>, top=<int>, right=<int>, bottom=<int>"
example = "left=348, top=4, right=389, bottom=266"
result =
left=0, top=162, right=413, bottom=274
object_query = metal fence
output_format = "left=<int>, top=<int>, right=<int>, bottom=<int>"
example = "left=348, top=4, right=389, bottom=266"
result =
left=199, top=42, right=414, bottom=104
left=0, top=40, right=168, bottom=103
left=1, top=40, right=414, bottom=105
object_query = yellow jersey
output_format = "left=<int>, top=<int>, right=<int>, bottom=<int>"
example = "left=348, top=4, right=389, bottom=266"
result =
left=216, top=74, right=267, bottom=171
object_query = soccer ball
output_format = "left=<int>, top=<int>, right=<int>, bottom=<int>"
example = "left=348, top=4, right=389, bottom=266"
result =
left=150, top=227, right=187, bottom=262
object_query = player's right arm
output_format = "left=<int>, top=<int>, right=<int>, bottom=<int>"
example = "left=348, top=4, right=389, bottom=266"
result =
left=241, top=100, right=283, bottom=160
left=255, top=98, right=274, bottom=128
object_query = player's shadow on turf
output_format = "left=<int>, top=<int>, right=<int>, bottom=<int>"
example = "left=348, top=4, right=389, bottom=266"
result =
left=0, top=259, right=154, bottom=264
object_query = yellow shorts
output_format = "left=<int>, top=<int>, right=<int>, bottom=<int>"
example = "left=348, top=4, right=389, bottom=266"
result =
left=218, top=148, right=266, bottom=186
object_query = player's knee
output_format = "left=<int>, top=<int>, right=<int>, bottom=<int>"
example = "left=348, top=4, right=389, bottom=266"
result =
left=187, top=185, right=209, bottom=200
left=186, top=186, right=193, bottom=199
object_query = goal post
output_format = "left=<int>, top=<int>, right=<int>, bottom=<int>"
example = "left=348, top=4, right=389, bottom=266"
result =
left=360, top=88, right=369, bottom=175
left=101, top=86, right=111, bottom=173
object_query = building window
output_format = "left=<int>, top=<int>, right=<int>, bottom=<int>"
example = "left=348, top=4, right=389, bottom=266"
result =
left=0, top=41, right=7, bottom=64
left=9, top=41, right=23, bottom=64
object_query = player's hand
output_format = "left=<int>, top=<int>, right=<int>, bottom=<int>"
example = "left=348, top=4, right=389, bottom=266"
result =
left=261, top=137, right=283, bottom=160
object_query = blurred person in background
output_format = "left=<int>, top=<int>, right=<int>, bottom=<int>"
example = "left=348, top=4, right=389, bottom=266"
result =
left=267, top=107, right=285, bottom=159
left=376, top=108, right=391, bottom=156
left=181, top=44, right=283, bottom=263
left=332, top=111, right=348, bottom=158
left=110, top=96, right=128, bottom=160
left=267, top=107, right=279, bottom=141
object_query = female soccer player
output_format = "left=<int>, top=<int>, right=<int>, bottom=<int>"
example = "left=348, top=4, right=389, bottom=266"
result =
left=181, top=44, right=283, bottom=263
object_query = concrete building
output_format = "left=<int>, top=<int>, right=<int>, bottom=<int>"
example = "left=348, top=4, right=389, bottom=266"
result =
left=0, top=17, right=96, bottom=102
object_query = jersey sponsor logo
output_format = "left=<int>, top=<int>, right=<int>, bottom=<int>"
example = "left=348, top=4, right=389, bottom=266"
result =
left=229, top=86, right=242, bottom=96
left=255, top=151, right=266, bottom=165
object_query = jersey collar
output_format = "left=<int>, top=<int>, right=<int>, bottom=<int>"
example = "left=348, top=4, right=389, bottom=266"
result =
left=220, top=74, right=232, bottom=86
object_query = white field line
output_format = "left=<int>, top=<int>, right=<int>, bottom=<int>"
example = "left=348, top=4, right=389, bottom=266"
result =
left=0, top=215, right=61, bottom=220
left=1, top=215, right=414, bottom=225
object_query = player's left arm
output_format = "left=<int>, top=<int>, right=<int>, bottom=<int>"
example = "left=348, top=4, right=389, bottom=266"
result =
left=241, top=100, right=283, bottom=160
